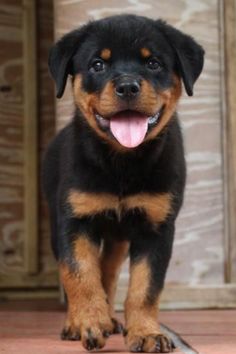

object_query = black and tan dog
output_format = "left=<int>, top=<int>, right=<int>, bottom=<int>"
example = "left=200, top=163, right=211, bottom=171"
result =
left=43, top=14, right=204, bottom=353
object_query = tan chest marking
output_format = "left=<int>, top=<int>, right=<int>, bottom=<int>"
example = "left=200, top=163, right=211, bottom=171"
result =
left=68, top=189, right=172, bottom=224
left=125, top=193, right=172, bottom=224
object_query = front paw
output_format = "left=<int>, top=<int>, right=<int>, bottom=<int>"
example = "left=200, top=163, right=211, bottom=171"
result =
left=125, top=329, right=173, bottom=353
left=61, top=326, right=81, bottom=341
left=61, top=315, right=113, bottom=350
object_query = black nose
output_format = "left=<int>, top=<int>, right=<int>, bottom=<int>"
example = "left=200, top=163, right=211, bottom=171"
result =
left=115, top=80, right=140, bottom=99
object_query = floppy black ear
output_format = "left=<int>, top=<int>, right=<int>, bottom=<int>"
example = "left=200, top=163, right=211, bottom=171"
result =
left=156, top=20, right=204, bottom=96
left=48, top=27, right=88, bottom=98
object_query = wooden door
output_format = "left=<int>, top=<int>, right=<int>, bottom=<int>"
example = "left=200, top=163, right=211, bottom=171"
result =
left=53, top=0, right=236, bottom=308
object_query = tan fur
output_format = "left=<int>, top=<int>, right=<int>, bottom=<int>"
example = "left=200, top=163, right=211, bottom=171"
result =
left=60, top=237, right=113, bottom=344
left=73, top=75, right=128, bottom=151
left=125, top=193, right=172, bottom=224
left=101, top=240, right=129, bottom=316
left=68, top=190, right=118, bottom=217
left=141, top=47, right=151, bottom=58
left=124, top=259, right=162, bottom=348
left=146, top=76, right=182, bottom=141
left=68, top=189, right=172, bottom=224
left=135, top=80, right=162, bottom=115
left=73, top=74, right=181, bottom=151
left=100, top=48, right=111, bottom=60
left=73, top=75, right=108, bottom=141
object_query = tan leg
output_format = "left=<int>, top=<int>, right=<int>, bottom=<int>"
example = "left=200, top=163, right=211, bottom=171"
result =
left=124, top=258, right=172, bottom=353
left=60, top=236, right=113, bottom=350
left=101, top=239, right=129, bottom=332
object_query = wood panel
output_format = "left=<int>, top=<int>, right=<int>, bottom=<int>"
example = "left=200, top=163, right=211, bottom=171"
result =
left=222, top=0, right=236, bottom=283
left=0, top=1, right=25, bottom=274
left=115, top=283, right=236, bottom=310
left=0, top=0, right=58, bottom=290
left=23, top=0, right=38, bottom=274
left=37, top=0, right=58, bottom=285
left=53, top=0, right=225, bottom=287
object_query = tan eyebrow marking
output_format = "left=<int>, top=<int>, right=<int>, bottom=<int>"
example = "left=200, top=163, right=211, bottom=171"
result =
left=141, top=47, right=151, bottom=58
left=100, top=48, right=111, bottom=60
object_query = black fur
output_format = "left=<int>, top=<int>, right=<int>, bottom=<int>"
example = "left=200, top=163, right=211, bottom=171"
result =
left=43, top=14, right=204, bottom=350
left=48, top=15, right=204, bottom=98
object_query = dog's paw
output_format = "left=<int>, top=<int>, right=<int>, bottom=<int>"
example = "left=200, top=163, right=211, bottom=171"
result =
left=61, top=315, right=113, bottom=350
left=61, top=327, right=81, bottom=341
left=125, top=330, right=173, bottom=353
left=111, top=317, right=124, bottom=334
left=81, top=325, right=111, bottom=350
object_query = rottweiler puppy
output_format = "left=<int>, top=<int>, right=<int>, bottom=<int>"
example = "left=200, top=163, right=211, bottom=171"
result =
left=43, top=14, right=204, bottom=353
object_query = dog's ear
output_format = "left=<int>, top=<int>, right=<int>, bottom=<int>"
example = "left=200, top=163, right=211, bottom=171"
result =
left=48, top=27, right=88, bottom=98
left=157, top=21, right=204, bottom=96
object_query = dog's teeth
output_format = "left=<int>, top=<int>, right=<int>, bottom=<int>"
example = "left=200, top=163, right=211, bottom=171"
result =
left=148, top=116, right=157, bottom=124
left=95, top=114, right=110, bottom=128
left=96, top=114, right=104, bottom=122
left=148, top=111, right=160, bottom=125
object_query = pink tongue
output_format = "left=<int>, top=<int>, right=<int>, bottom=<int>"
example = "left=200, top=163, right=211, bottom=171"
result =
left=110, top=111, right=149, bottom=148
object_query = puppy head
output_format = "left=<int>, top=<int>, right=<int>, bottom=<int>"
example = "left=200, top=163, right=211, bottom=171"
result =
left=49, top=15, right=204, bottom=150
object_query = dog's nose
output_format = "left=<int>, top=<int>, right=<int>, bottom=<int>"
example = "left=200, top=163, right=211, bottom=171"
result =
left=115, top=80, right=140, bottom=99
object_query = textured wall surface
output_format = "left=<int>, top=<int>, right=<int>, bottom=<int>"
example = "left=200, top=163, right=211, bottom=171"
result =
left=54, top=0, right=224, bottom=286
left=0, top=1, right=25, bottom=273
left=0, top=0, right=57, bottom=284
left=37, top=0, right=58, bottom=282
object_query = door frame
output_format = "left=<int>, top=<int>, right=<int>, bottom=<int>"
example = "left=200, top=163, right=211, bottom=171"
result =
left=23, top=0, right=38, bottom=275
left=222, top=0, right=236, bottom=284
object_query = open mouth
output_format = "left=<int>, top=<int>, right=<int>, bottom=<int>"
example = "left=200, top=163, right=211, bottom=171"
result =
left=95, top=107, right=164, bottom=148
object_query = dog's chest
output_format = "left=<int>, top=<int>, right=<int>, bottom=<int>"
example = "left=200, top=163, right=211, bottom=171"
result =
left=67, top=189, right=172, bottom=225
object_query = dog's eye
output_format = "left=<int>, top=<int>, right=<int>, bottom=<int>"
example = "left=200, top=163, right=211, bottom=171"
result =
left=146, top=58, right=161, bottom=71
left=90, top=59, right=105, bottom=73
